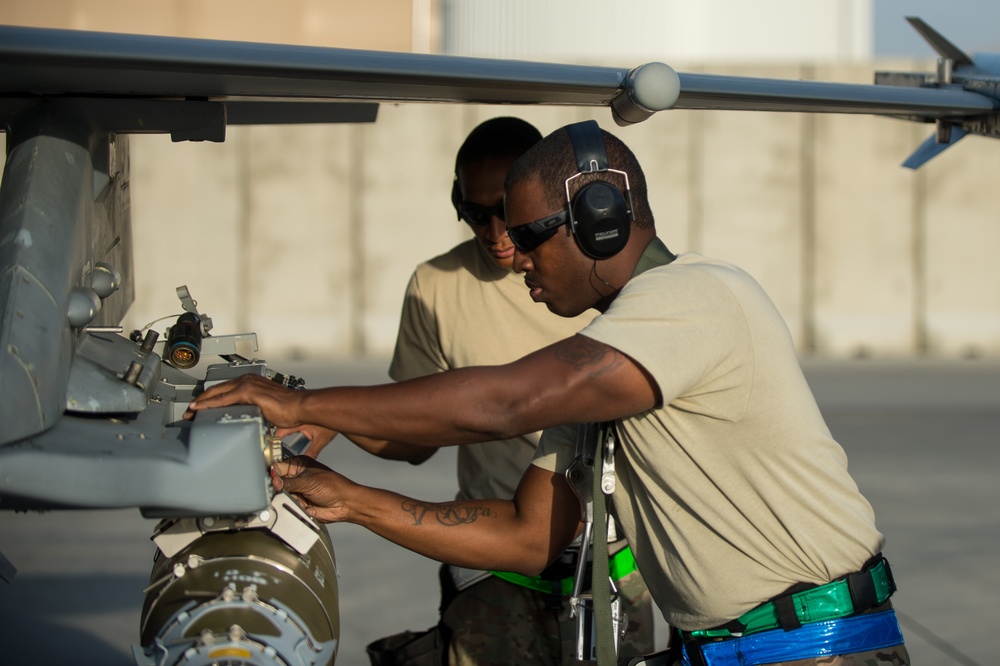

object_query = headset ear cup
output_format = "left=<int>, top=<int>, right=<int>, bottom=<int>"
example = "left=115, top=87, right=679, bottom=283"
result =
left=571, top=181, right=631, bottom=259
left=451, top=178, right=462, bottom=221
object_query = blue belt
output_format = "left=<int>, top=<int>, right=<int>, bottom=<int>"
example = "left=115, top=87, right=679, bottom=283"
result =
left=681, top=609, right=904, bottom=666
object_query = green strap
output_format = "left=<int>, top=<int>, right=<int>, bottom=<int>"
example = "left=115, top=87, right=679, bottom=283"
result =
left=489, top=546, right=638, bottom=596
left=608, top=544, right=638, bottom=582
left=489, top=569, right=575, bottom=596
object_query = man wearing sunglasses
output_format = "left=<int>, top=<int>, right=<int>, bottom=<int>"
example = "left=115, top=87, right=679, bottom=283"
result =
left=293, top=117, right=651, bottom=665
left=393, top=117, right=654, bottom=664
left=188, top=122, right=908, bottom=666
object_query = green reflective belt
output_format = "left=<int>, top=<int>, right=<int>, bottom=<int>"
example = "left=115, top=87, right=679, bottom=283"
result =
left=490, top=545, right=639, bottom=596
left=690, top=558, right=896, bottom=640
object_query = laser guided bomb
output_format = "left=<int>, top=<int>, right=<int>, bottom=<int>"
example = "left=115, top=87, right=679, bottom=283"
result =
left=136, top=493, right=340, bottom=666
left=131, top=378, right=340, bottom=665
left=127, top=289, right=338, bottom=666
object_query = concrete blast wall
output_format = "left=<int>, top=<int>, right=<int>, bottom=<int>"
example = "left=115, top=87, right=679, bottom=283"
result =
left=114, top=64, right=1000, bottom=360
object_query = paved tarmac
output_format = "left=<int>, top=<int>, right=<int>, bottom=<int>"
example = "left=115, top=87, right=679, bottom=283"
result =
left=1, top=357, right=997, bottom=666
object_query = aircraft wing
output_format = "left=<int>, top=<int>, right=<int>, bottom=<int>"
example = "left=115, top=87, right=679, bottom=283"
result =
left=0, top=24, right=679, bottom=130
left=1, top=23, right=997, bottom=131
left=673, top=71, right=995, bottom=116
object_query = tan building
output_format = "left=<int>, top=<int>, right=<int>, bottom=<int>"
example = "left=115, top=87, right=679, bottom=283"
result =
left=0, top=0, right=424, bottom=51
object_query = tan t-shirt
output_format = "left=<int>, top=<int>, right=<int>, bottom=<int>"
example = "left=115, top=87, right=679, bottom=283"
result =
left=390, top=238, right=595, bottom=501
left=533, top=252, right=883, bottom=630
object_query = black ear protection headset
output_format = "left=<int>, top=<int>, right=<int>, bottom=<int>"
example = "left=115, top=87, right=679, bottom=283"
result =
left=564, top=120, right=633, bottom=259
left=451, top=165, right=506, bottom=226
left=450, top=177, right=463, bottom=219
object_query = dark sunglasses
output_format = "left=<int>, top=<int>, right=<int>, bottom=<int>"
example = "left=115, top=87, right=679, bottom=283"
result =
left=457, top=200, right=505, bottom=226
left=506, top=211, right=570, bottom=253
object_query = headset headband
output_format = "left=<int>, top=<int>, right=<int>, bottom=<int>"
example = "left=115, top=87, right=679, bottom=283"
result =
left=566, top=120, right=608, bottom=173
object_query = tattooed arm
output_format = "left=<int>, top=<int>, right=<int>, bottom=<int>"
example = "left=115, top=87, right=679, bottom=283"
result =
left=272, top=456, right=583, bottom=575
left=186, top=334, right=659, bottom=447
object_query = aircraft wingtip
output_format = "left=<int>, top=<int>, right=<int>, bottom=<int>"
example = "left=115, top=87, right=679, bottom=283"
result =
left=611, top=61, right=680, bottom=126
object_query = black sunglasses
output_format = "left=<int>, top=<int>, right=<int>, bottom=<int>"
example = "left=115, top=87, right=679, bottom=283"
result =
left=506, top=211, right=570, bottom=253
left=457, top=200, right=505, bottom=226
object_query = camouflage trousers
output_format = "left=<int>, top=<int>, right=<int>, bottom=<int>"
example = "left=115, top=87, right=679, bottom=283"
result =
left=766, top=645, right=910, bottom=665
left=442, top=568, right=654, bottom=666
left=665, top=644, right=910, bottom=665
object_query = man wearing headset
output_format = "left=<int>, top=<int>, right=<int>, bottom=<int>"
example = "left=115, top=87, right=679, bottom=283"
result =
left=298, top=117, right=652, bottom=665
left=188, top=121, right=909, bottom=666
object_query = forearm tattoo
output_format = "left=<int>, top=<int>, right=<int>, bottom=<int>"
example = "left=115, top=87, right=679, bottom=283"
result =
left=555, top=335, right=623, bottom=379
left=402, top=500, right=497, bottom=527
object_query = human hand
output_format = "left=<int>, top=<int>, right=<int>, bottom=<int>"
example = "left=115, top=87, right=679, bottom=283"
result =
left=271, top=455, right=355, bottom=523
left=184, top=373, right=304, bottom=428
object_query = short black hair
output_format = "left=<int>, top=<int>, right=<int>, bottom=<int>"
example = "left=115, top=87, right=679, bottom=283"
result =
left=455, top=117, right=543, bottom=173
left=505, top=123, right=654, bottom=230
